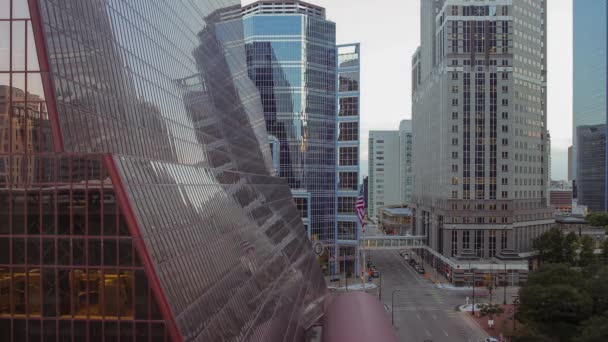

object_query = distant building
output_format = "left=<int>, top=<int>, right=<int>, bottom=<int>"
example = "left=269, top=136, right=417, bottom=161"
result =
left=550, top=190, right=573, bottom=213
left=568, top=145, right=573, bottom=181
left=577, top=124, right=607, bottom=212
left=368, top=121, right=413, bottom=220
left=573, top=0, right=608, bottom=211
left=378, top=205, right=413, bottom=236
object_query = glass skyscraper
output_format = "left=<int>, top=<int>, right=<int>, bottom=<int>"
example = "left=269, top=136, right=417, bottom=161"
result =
left=0, top=0, right=327, bottom=341
left=241, top=1, right=339, bottom=274
left=573, top=0, right=608, bottom=212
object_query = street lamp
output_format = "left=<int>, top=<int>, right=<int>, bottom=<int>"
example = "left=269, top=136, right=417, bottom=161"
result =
left=391, top=289, right=402, bottom=326
left=503, top=263, right=507, bottom=305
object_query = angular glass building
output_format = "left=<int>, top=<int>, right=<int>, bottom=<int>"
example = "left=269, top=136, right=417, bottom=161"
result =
left=0, top=0, right=327, bottom=341
left=240, top=1, right=338, bottom=274
left=573, top=0, right=608, bottom=211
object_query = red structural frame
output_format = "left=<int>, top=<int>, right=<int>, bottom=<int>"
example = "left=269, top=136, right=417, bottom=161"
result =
left=22, top=0, right=181, bottom=340
left=104, top=155, right=182, bottom=342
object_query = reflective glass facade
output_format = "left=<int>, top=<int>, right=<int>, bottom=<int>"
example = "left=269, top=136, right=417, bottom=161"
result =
left=573, top=0, right=608, bottom=210
left=241, top=2, right=338, bottom=273
left=336, top=44, right=360, bottom=277
left=0, top=0, right=327, bottom=341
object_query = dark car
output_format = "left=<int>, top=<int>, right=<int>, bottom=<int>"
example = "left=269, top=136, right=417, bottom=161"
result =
left=408, top=259, right=416, bottom=266
left=372, top=271, right=380, bottom=278
left=417, top=266, right=426, bottom=274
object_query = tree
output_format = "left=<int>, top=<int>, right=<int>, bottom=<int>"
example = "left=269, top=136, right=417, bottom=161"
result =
left=578, top=236, right=596, bottom=267
left=586, top=266, right=608, bottom=315
left=532, top=228, right=570, bottom=263
left=574, top=315, right=608, bottom=342
left=601, top=239, right=608, bottom=264
left=519, top=264, right=593, bottom=341
left=585, top=212, right=608, bottom=228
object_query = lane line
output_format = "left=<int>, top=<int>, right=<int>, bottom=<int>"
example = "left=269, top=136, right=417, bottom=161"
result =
left=441, top=328, right=449, bottom=337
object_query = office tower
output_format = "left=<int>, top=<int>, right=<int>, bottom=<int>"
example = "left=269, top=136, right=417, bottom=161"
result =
left=0, top=0, right=327, bottom=341
left=573, top=0, right=608, bottom=212
left=336, top=44, right=361, bottom=275
left=241, top=1, right=340, bottom=273
left=368, top=120, right=413, bottom=221
left=568, top=145, right=573, bottom=182
left=399, top=120, right=414, bottom=204
left=412, top=0, right=553, bottom=262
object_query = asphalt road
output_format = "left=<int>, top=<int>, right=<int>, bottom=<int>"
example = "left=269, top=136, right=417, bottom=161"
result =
left=369, top=250, right=491, bottom=342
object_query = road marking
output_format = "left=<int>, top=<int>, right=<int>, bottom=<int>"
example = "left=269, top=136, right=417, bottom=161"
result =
left=416, top=314, right=422, bottom=320
left=425, top=330, right=431, bottom=337
left=441, top=328, right=449, bottom=336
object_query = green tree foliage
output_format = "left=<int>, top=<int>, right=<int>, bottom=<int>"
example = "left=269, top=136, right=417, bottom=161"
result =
left=585, top=212, right=608, bottom=228
left=518, top=264, right=608, bottom=342
left=578, top=236, right=595, bottom=267
left=574, top=315, right=608, bottom=342
left=533, top=228, right=573, bottom=264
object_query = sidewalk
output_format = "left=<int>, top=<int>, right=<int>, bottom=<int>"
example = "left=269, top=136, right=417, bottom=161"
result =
left=325, top=274, right=380, bottom=295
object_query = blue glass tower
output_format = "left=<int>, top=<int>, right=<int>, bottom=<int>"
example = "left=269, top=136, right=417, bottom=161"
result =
left=241, top=1, right=338, bottom=273
left=573, top=0, right=608, bottom=211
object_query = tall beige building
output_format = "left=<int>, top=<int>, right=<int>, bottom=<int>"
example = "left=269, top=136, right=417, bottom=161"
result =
left=412, top=0, right=553, bottom=264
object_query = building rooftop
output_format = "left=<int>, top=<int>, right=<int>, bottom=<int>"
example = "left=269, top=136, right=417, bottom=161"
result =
left=380, top=207, right=413, bottom=217
left=242, top=1, right=326, bottom=18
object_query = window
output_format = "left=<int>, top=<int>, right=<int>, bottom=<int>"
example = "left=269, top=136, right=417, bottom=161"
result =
left=338, top=122, right=358, bottom=141
left=463, top=231, right=470, bottom=249
left=338, top=197, right=356, bottom=214
left=339, top=147, right=358, bottom=166
left=501, top=191, right=508, bottom=198
left=501, top=178, right=508, bottom=185
left=452, top=112, right=459, bottom=119
left=501, top=165, right=508, bottom=172
left=452, top=191, right=458, bottom=199
left=452, top=164, right=459, bottom=172
left=501, top=230, right=508, bottom=249
left=294, top=197, right=308, bottom=218
left=452, top=99, right=459, bottom=106
left=452, top=125, right=459, bottom=133
left=452, top=151, right=459, bottom=159
left=489, top=231, right=497, bottom=257
left=339, top=172, right=358, bottom=191
left=475, top=230, right=484, bottom=257
left=501, top=99, right=508, bottom=106
left=501, top=112, right=508, bottom=119
left=502, top=72, right=508, bottom=80
left=452, top=86, right=459, bottom=93
left=502, top=138, right=508, bottom=145
left=339, top=97, right=359, bottom=116
left=452, top=138, right=459, bottom=145
left=452, top=73, right=459, bottom=80
left=338, top=221, right=357, bottom=240
left=501, top=152, right=508, bottom=159
left=502, top=125, right=508, bottom=133
left=339, top=72, right=359, bottom=91
left=451, top=230, right=458, bottom=257
left=501, top=86, right=508, bottom=93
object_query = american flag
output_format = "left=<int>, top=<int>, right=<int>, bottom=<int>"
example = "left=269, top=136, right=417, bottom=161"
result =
left=355, top=190, right=366, bottom=233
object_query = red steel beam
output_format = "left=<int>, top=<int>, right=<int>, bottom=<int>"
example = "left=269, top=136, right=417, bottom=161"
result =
left=104, top=154, right=182, bottom=342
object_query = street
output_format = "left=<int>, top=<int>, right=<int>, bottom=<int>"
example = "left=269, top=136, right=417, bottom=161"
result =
left=370, top=250, right=490, bottom=342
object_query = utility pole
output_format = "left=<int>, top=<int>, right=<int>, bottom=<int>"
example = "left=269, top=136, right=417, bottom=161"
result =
left=471, top=267, right=476, bottom=315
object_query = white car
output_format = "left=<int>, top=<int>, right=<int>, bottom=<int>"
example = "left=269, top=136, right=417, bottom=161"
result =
left=485, top=338, right=499, bottom=342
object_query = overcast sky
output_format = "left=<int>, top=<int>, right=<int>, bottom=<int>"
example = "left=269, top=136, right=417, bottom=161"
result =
left=242, top=0, right=573, bottom=180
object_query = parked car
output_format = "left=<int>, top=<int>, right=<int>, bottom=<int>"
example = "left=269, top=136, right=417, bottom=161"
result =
left=408, top=259, right=416, bottom=266
left=417, top=266, right=426, bottom=274
left=372, top=271, right=380, bottom=278
left=485, top=338, right=499, bottom=342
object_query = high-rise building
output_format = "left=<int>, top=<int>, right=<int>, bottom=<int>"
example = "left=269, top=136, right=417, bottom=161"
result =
left=573, top=0, right=608, bottom=212
left=412, top=1, right=553, bottom=263
left=367, top=120, right=413, bottom=221
left=240, top=1, right=362, bottom=276
left=0, top=1, right=327, bottom=341
left=336, top=44, right=361, bottom=275
left=368, top=131, right=400, bottom=220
